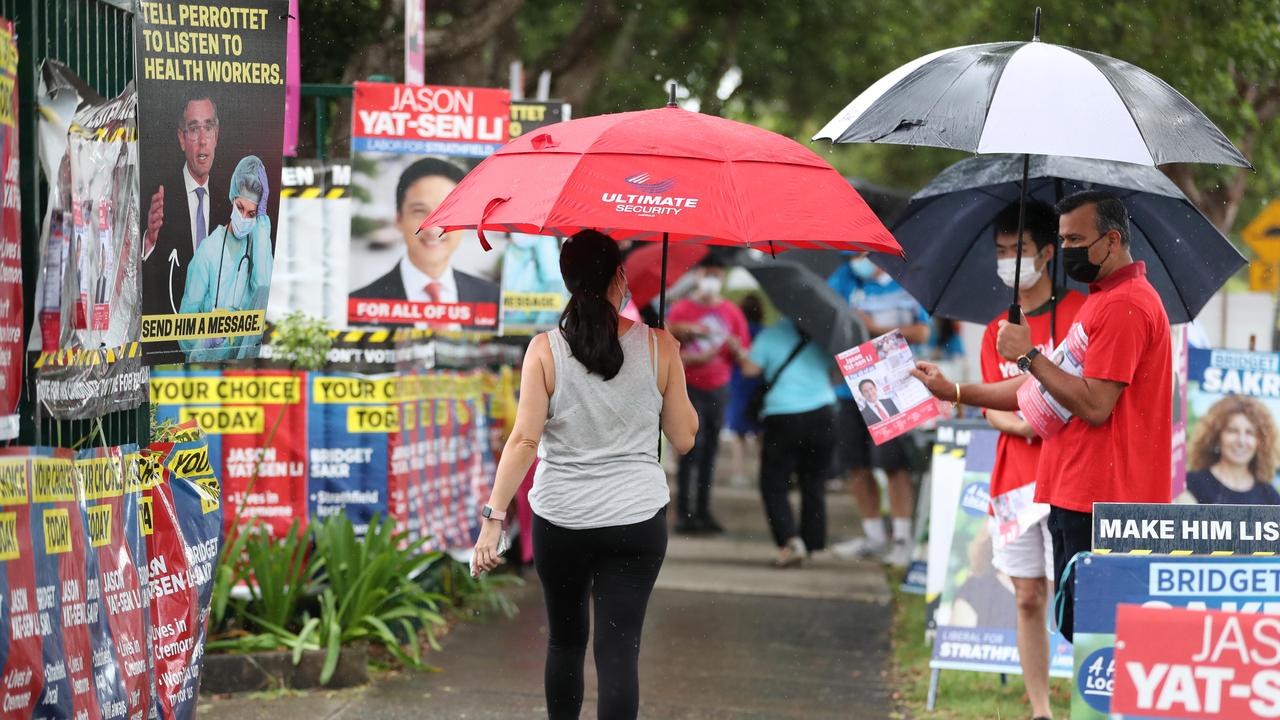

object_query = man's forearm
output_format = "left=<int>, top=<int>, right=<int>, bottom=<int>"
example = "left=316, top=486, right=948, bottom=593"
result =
left=1026, top=355, right=1105, bottom=424
left=957, top=376, right=1025, bottom=412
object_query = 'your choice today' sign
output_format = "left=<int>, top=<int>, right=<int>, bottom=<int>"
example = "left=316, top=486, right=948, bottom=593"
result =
left=1093, top=503, right=1280, bottom=556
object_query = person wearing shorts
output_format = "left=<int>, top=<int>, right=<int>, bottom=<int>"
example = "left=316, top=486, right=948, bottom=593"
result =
left=980, top=200, right=1085, bottom=720
left=828, top=255, right=930, bottom=568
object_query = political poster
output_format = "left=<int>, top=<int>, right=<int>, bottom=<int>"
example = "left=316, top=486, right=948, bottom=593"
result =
left=135, top=0, right=289, bottom=363
left=308, top=372, right=396, bottom=536
left=0, top=20, right=19, bottom=441
left=0, top=442, right=220, bottom=720
left=269, top=158, right=351, bottom=329
left=1111, top=604, right=1280, bottom=719
left=502, top=233, right=568, bottom=333
left=1182, top=347, right=1280, bottom=505
left=837, top=329, right=943, bottom=445
left=509, top=100, right=571, bottom=140
left=1093, top=502, right=1280, bottom=555
left=149, top=369, right=307, bottom=538
left=925, top=420, right=985, bottom=631
left=1070, top=553, right=1280, bottom=719
left=347, top=82, right=509, bottom=330
left=33, top=344, right=149, bottom=421
left=930, top=429, right=1073, bottom=677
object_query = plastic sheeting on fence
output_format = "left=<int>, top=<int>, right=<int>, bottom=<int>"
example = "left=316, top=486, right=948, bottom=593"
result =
left=0, top=424, right=222, bottom=719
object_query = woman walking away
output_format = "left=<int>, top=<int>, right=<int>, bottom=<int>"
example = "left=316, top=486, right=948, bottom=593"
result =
left=472, top=230, right=698, bottom=720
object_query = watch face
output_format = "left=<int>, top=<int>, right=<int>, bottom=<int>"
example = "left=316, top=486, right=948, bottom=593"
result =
left=1017, top=357, right=1031, bottom=372
left=482, top=506, right=492, bottom=518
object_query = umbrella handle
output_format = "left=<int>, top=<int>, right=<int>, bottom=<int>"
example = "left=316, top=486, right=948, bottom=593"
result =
left=1008, top=303, right=1022, bottom=324
left=476, top=196, right=510, bottom=252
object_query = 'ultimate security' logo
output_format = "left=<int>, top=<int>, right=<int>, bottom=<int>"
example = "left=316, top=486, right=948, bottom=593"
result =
left=603, top=173, right=700, bottom=218
left=623, top=173, right=676, bottom=194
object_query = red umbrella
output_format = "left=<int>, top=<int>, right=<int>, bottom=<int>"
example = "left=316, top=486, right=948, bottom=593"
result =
left=422, top=90, right=901, bottom=322
left=624, top=243, right=707, bottom=309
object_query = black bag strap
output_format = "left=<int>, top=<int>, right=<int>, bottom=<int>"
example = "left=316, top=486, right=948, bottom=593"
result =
left=763, top=332, right=809, bottom=393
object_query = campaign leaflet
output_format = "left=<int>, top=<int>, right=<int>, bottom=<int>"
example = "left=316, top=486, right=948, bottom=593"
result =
left=930, top=431, right=1072, bottom=678
left=836, top=329, right=943, bottom=445
left=1070, top=554, right=1280, bottom=719
left=347, top=82, right=509, bottom=329
left=1111, top=605, right=1280, bottom=719
left=1016, top=321, right=1088, bottom=439
left=0, top=452, right=41, bottom=717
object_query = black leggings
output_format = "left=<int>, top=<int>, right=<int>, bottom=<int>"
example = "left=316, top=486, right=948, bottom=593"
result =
left=533, top=509, right=667, bottom=720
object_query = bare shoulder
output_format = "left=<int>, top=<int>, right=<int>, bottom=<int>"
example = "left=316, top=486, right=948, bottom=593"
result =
left=650, top=327, right=679, bottom=350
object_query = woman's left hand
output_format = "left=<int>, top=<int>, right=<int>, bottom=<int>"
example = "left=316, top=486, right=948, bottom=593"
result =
left=471, top=519, right=504, bottom=577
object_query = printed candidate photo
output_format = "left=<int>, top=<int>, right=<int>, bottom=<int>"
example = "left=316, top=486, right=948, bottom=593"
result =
left=347, top=154, right=503, bottom=330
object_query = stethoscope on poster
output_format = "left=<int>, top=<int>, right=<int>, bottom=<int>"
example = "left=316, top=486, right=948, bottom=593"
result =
left=213, top=225, right=253, bottom=310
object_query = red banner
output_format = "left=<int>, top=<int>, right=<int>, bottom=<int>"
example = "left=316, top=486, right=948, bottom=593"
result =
left=1112, top=604, right=1280, bottom=718
left=350, top=82, right=510, bottom=158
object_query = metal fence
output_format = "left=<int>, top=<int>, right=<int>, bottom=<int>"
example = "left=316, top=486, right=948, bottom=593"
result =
left=7, top=0, right=145, bottom=448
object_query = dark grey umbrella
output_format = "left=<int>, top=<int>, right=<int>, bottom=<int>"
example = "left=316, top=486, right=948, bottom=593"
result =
left=739, top=256, right=867, bottom=355
left=814, top=9, right=1251, bottom=320
left=873, top=154, right=1246, bottom=325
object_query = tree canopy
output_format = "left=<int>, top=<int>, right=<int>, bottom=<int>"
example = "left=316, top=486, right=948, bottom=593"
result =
left=300, top=0, right=1279, bottom=235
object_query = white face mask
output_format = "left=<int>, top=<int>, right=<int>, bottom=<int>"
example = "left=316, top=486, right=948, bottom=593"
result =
left=696, top=275, right=724, bottom=298
left=230, top=206, right=255, bottom=239
left=996, top=256, right=1043, bottom=289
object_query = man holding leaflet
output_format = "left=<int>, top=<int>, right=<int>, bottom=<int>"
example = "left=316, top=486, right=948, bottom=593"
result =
left=912, top=191, right=1172, bottom=643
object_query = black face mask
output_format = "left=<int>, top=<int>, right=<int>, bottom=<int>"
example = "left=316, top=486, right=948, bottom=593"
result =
left=1063, top=234, right=1111, bottom=284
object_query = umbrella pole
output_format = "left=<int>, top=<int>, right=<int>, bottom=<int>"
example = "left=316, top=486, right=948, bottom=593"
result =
left=656, top=231, right=670, bottom=460
left=1008, top=153, right=1031, bottom=323
left=658, top=232, right=670, bottom=327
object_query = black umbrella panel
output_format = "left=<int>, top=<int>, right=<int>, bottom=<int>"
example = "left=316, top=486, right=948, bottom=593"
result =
left=739, top=257, right=868, bottom=356
left=874, top=155, right=1246, bottom=325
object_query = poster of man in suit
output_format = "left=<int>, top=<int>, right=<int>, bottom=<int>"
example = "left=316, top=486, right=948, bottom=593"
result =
left=135, top=0, right=288, bottom=363
left=347, top=82, right=510, bottom=330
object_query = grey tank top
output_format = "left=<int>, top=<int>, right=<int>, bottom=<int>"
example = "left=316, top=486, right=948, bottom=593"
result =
left=529, top=322, right=669, bottom=529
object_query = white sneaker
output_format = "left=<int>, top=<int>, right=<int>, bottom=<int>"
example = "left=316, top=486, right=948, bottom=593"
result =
left=885, top=539, right=912, bottom=569
left=832, top=537, right=886, bottom=560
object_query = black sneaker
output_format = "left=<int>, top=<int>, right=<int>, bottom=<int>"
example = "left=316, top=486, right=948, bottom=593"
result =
left=674, top=517, right=702, bottom=535
left=698, top=515, right=725, bottom=534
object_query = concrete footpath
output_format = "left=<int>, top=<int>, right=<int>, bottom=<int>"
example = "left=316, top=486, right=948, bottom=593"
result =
left=198, top=485, right=896, bottom=719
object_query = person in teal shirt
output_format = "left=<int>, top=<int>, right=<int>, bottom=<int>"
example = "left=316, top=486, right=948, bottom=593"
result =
left=179, top=155, right=274, bottom=361
left=732, top=317, right=835, bottom=567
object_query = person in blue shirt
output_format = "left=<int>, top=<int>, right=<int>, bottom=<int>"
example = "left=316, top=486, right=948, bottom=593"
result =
left=730, top=317, right=836, bottom=567
left=827, top=254, right=930, bottom=568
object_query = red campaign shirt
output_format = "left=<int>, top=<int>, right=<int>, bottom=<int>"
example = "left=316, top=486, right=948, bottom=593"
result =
left=1034, top=262, right=1173, bottom=513
left=981, top=291, right=1087, bottom=513
left=667, top=298, right=750, bottom=391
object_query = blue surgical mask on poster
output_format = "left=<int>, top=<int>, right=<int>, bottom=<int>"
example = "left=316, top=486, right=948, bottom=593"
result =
left=230, top=206, right=255, bottom=239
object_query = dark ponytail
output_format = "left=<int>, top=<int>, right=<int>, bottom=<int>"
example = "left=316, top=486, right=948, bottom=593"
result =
left=558, top=230, right=624, bottom=380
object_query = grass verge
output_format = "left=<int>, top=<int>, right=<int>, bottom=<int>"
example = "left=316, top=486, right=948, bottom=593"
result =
left=889, top=572, right=1073, bottom=719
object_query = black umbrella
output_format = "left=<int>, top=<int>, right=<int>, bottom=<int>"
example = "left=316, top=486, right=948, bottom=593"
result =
left=814, top=8, right=1251, bottom=320
left=873, top=154, right=1246, bottom=325
left=739, top=256, right=867, bottom=355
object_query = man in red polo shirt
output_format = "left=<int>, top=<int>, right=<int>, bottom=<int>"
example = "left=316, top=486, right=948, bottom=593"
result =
left=982, top=200, right=1086, bottom=720
left=913, top=190, right=1172, bottom=643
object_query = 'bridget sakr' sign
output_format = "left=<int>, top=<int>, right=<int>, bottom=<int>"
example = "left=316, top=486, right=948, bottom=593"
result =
left=1093, top=503, right=1280, bottom=556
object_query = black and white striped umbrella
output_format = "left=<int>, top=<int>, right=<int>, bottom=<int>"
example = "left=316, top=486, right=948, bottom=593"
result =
left=813, top=39, right=1250, bottom=169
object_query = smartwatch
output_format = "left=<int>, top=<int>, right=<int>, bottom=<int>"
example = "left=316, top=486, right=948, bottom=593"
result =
left=1016, top=347, right=1041, bottom=373
left=481, top=504, right=506, bottom=522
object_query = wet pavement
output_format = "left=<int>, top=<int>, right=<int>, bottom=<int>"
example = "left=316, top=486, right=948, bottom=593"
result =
left=199, top=480, right=896, bottom=719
